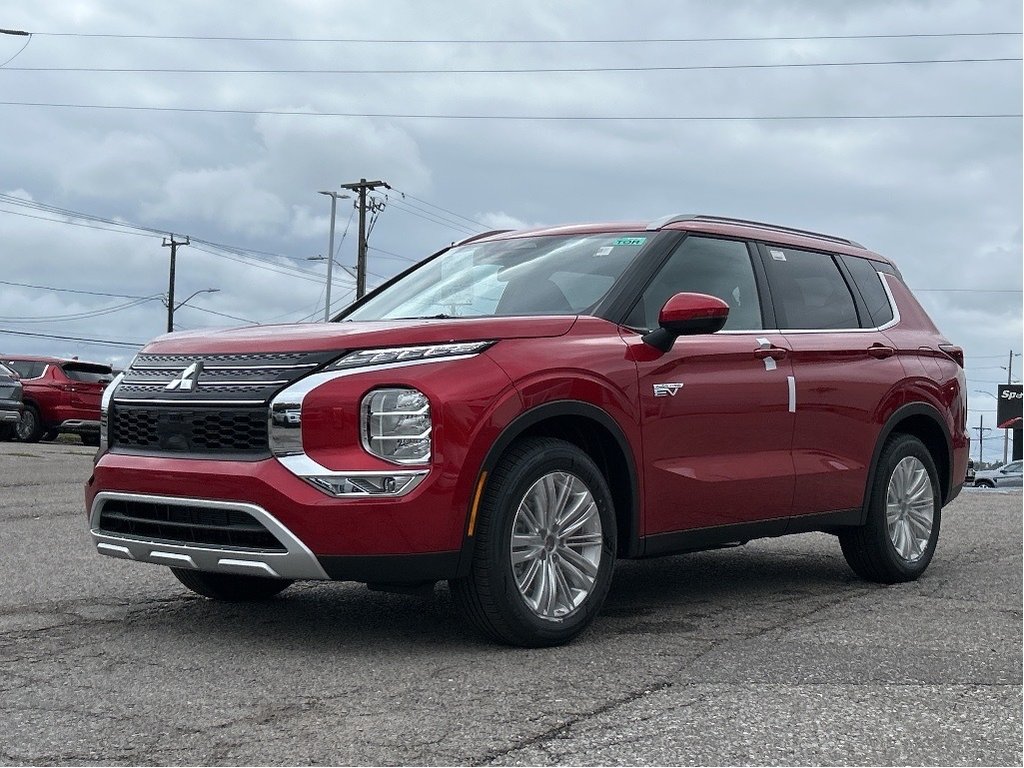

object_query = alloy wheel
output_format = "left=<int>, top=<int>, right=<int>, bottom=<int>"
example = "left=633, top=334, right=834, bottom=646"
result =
left=15, top=409, right=35, bottom=441
left=885, top=455, right=935, bottom=562
left=510, top=471, right=603, bottom=620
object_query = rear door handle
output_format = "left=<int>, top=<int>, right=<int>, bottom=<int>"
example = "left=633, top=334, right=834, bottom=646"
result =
left=868, top=344, right=895, bottom=359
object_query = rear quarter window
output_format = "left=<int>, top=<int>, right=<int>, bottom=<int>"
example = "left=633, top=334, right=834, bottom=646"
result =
left=5, top=360, right=47, bottom=378
left=841, top=255, right=895, bottom=327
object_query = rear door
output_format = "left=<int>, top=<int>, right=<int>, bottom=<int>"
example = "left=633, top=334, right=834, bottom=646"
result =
left=623, top=235, right=796, bottom=535
left=758, top=245, right=904, bottom=517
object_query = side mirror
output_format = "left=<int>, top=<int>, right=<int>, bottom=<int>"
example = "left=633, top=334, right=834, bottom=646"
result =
left=642, top=292, right=730, bottom=352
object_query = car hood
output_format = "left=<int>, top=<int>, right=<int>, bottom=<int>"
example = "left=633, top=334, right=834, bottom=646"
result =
left=141, top=316, right=578, bottom=355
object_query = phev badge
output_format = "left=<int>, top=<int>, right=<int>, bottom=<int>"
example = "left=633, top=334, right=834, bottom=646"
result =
left=653, top=383, right=683, bottom=397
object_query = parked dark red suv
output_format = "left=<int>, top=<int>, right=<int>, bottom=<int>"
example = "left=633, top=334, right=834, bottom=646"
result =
left=3, top=356, right=114, bottom=446
left=86, top=215, right=968, bottom=646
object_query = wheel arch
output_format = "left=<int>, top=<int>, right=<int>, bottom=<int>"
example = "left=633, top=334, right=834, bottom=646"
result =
left=465, top=400, right=642, bottom=563
left=864, top=402, right=954, bottom=520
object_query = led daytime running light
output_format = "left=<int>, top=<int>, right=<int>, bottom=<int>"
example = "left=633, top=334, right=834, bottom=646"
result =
left=330, top=341, right=493, bottom=370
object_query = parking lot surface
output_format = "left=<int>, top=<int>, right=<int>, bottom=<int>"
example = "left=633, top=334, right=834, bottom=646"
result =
left=0, top=441, right=1020, bottom=766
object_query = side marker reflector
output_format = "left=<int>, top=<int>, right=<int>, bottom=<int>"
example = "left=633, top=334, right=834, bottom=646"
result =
left=468, top=471, right=488, bottom=536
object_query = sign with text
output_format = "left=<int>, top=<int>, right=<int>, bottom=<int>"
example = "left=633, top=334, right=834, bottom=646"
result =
left=997, top=384, right=1022, bottom=429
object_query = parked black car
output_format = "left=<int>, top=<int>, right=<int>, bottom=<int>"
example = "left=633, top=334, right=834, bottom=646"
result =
left=0, top=362, right=24, bottom=441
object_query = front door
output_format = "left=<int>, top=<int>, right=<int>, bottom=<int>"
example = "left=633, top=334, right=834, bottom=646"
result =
left=622, top=235, right=796, bottom=536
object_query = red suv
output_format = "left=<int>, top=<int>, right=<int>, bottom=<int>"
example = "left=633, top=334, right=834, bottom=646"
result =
left=3, top=356, right=114, bottom=446
left=86, top=215, right=968, bottom=646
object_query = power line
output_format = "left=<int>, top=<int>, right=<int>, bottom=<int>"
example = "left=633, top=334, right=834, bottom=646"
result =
left=0, top=296, right=161, bottom=323
left=1, top=102, right=1019, bottom=121
left=386, top=199, right=480, bottom=236
left=6, top=57, right=1019, bottom=75
left=387, top=196, right=483, bottom=233
left=176, top=302, right=259, bottom=324
left=0, top=278, right=147, bottom=299
left=391, top=189, right=488, bottom=229
left=29, top=30, right=1024, bottom=43
left=0, top=328, right=143, bottom=349
left=368, top=246, right=417, bottom=263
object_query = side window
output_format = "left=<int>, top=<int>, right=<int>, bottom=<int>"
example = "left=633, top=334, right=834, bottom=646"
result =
left=841, top=255, right=894, bottom=327
left=5, top=360, right=43, bottom=378
left=762, top=247, right=860, bottom=330
left=625, top=236, right=762, bottom=331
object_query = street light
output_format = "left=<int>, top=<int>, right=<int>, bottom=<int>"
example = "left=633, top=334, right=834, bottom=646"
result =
left=318, top=191, right=352, bottom=322
left=165, top=288, right=220, bottom=331
left=974, top=390, right=997, bottom=399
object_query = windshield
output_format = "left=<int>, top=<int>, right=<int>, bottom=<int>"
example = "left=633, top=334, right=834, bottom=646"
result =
left=343, top=233, right=649, bottom=321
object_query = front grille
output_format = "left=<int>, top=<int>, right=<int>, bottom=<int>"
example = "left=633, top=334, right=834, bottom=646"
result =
left=98, top=498, right=286, bottom=551
left=0, top=384, right=14, bottom=398
left=112, top=406, right=268, bottom=454
left=108, top=349, right=338, bottom=457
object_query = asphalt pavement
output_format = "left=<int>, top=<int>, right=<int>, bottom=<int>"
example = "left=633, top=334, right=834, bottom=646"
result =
left=1, top=441, right=1020, bottom=766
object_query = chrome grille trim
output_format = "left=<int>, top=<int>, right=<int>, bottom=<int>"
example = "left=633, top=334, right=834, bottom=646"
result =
left=90, top=491, right=329, bottom=580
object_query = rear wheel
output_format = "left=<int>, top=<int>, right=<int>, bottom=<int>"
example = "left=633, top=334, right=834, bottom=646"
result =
left=171, top=568, right=293, bottom=601
left=839, top=433, right=941, bottom=583
left=450, top=437, right=617, bottom=647
left=14, top=405, right=43, bottom=443
left=975, top=480, right=994, bottom=488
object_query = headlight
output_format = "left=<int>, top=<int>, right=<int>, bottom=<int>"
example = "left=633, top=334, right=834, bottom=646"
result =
left=330, top=341, right=493, bottom=371
left=361, top=388, right=431, bottom=464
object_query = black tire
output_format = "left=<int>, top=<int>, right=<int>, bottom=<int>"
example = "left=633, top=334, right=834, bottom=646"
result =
left=450, top=437, right=617, bottom=647
left=42, top=429, right=59, bottom=442
left=839, top=433, right=941, bottom=583
left=171, top=568, right=293, bottom=601
left=14, top=404, right=43, bottom=443
left=81, top=433, right=100, bottom=447
left=975, top=480, right=994, bottom=488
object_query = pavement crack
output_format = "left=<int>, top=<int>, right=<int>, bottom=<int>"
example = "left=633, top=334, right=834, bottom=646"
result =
left=480, top=680, right=674, bottom=765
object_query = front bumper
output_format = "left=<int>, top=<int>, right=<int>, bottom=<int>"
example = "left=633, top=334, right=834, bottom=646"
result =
left=0, top=405, right=21, bottom=424
left=86, top=452, right=467, bottom=583
left=60, top=418, right=100, bottom=434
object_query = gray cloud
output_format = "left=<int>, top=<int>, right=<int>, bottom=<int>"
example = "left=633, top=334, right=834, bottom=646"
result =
left=0, top=0, right=1020, bottom=448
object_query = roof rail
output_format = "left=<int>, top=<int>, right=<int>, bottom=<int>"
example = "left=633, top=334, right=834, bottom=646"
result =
left=646, top=214, right=864, bottom=248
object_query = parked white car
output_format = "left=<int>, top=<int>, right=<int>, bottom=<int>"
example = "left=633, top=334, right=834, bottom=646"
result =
left=974, top=461, right=1023, bottom=488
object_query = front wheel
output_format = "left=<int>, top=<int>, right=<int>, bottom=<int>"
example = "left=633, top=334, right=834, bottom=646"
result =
left=839, top=433, right=941, bottom=583
left=171, top=568, right=293, bottom=601
left=450, top=437, right=617, bottom=647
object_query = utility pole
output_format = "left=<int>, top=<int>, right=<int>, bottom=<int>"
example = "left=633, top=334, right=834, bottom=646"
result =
left=162, top=235, right=190, bottom=332
left=1003, top=351, right=1015, bottom=465
left=316, top=191, right=351, bottom=321
left=973, top=415, right=991, bottom=466
left=339, top=178, right=389, bottom=299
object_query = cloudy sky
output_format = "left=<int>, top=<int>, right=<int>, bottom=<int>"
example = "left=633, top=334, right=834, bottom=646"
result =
left=0, top=0, right=1021, bottom=458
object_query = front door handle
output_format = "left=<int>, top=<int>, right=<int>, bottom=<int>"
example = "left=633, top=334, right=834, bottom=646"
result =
left=868, top=344, right=896, bottom=359
left=754, top=346, right=788, bottom=361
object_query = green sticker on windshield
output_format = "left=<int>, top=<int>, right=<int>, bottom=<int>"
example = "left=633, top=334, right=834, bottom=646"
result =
left=613, top=237, right=646, bottom=246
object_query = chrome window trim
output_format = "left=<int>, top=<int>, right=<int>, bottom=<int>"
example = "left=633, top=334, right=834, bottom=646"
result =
left=713, top=271, right=900, bottom=336
left=89, top=491, right=329, bottom=580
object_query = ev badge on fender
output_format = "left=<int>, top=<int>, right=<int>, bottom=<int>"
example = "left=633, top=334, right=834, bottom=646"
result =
left=653, top=383, right=683, bottom=397
left=165, top=361, right=204, bottom=391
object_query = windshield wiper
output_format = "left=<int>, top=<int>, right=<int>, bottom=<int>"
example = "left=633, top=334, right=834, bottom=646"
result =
left=395, top=313, right=457, bottom=320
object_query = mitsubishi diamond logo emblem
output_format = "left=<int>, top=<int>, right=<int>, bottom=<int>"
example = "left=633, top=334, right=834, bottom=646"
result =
left=165, top=361, right=204, bottom=391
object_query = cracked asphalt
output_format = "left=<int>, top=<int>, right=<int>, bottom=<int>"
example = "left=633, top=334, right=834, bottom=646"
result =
left=1, top=441, right=1020, bottom=766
